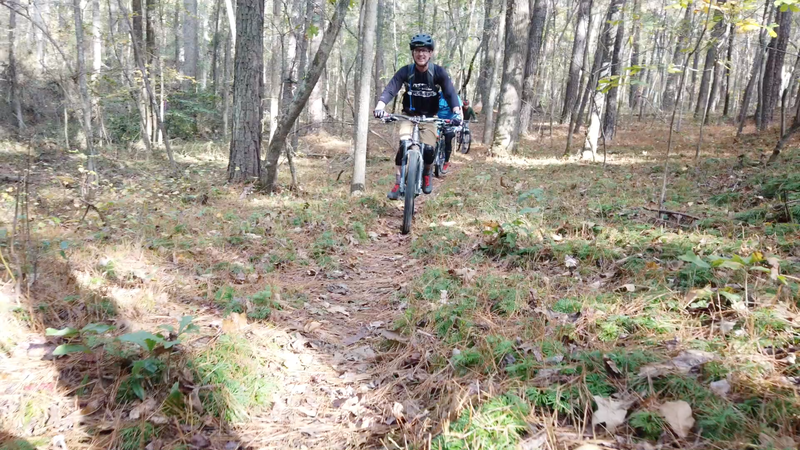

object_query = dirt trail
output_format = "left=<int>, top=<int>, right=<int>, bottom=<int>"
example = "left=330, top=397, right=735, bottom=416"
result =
left=242, top=174, right=458, bottom=449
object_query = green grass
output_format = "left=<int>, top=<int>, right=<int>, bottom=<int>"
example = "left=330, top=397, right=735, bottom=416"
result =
left=433, top=393, right=530, bottom=450
left=192, top=335, right=277, bottom=422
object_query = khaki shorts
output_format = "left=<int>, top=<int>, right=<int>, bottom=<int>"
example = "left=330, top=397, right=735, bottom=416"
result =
left=399, top=120, right=438, bottom=148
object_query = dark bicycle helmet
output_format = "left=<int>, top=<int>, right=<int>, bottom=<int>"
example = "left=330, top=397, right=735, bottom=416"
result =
left=409, top=34, right=435, bottom=51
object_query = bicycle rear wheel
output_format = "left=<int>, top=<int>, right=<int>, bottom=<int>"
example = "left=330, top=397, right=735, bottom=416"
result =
left=433, top=140, right=444, bottom=178
left=402, top=152, right=420, bottom=235
left=459, top=130, right=472, bottom=154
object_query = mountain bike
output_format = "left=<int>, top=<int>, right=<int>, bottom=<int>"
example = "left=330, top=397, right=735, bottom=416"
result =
left=457, top=121, right=472, bottom=154
left=433, top=122, right=456, bottom=178
left=380, top=114, right=452, bottom=234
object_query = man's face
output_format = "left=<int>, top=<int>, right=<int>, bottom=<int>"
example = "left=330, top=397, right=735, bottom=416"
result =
left=413, top=48, right=432, bottom=66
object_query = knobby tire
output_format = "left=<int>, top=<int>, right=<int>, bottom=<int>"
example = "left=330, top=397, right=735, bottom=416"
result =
left=402, top=152, right=420, bottom=235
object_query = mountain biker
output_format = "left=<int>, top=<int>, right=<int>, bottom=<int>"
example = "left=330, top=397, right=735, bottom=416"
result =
left=463, top=99, right=477, bottom=121
left=373, top=33, right=462, bottom=200
left=437, top=91, right=462, bottom=173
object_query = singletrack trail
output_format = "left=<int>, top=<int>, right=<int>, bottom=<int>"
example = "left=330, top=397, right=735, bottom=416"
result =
left=244, top=165, right=467, bottom=449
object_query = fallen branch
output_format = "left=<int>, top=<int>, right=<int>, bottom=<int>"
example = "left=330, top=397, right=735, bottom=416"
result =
left=643, top=206, right=701, bottom=221
left=79, top=200, right=106, bottom=224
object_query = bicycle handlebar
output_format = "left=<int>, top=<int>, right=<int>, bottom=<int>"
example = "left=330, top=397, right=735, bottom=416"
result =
left=379, top=114, right=459, bottom=126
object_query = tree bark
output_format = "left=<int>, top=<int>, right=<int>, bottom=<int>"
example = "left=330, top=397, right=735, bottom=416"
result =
left=602, top=0, right=626, bottom=140
left=483, top=0, right=506, bottom=145
left=182, top=0, right=199, bottom=83
left=477, top=0, right=496, bottom=113
left=722, top=22, right=734, bottom=117
left=74, top=0, right=98, bottom=200
left=737, top=0, right=772, bottom=135
left=628, top=0, right=641, bottom=110
left=519, top=0, right=548, bottom=134
left=582, top=0, right=623, bottom=159
left=490, top=0, right=531, bottom=157
left=268, top=0, right=281, bottom=140
left=758, top=8, right=792, bottom=130
left=227, top=0, right=263, bottom=182
left=92, top=0, right=102, bottom=75
left=694, top=4, right=726, bottom=120
left=132, top=0, right=144, bottom=58
left=560, top=0, right=592, bottom=124
left=7, top=8, right=26, bottom=130
left=308, top=0, right=326, bottom=124
left=662, top=2, right=692, bottom=111
left=373, top=0, right=385, bottom=105
left=261, top=0, right=349, bottom=192
left=351, top=0, right=378, bottom=194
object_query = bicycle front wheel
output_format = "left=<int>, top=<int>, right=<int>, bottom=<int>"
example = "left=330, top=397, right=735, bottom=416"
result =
left=402, top=152, right=421, bottom=235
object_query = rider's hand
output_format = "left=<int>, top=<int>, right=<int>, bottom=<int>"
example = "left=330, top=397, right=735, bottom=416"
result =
left=450, top=115, right=462, bottom=126
left=373, top=108, right=387, bottom=119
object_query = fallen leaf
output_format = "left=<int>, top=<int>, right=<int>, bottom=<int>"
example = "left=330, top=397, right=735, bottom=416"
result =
left=130, top=397, right=158, bottom=420
left=380, top=329, right=408, bottom=343
left=604, top=357, right=623, bottom=377
left=189, top=388, right=204, bottom=415
left=658, top=400, right=694, bottom=438
left=349, top=345, right=377, bottom=361
left=709, top=379, right=731, bottom=397
left=80, top=398, right=104, bottom=416
left=759, top=432, right=796, bottom=450
left=767, top=257, right=780, bottom=281
left=450, top=268, right=477, bottom=283
left=149, top=414, right=169, bottom=425
left=573, top=445, right=604, bottom=450
left=564, top=255, right=579, bottom=268
left=326, top=305, right=350, bottom=316
left=618, top=283, right=636, bottom=293
left=718, top=320, right=736, bottom=336
left=392, top=402, right=404, bottom=422
left=518, top=434, right=547, bottom=450
left=303, top=321, right=322, bottom=333
left=591, top=395, right=633, bottom=433
left=190, top=433, right=211, bottom=449
left=638, top=350, right=716, bottom=378
left=342, top=329, right=368, bottom=346
left=144, top=439, right=164, bottom=450
left=221, top=312, right=248, bottom=334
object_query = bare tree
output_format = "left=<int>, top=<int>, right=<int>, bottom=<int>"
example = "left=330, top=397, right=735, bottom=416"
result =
left=477, top=0, right=496, bottom=111
left=694, top=1, right=726, bottom=120
left=351, top=0, right=378, bottom=195
left=183, top=0, right=199, bottom=83
left=261, top=0, right=350, bottom=192
left=483, top=0, right=506, bottom=145
left=73, top=0, right=98, bottom=200
left=602, top=0, right=625, bottom=140
left=662, top=2, right=693, bottom=112
left=628, top=0, right=641, bottom=110
left=736, top=0, right=772, bottom=136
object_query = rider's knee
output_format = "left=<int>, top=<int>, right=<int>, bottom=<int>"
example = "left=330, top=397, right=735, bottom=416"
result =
left=422, top=144, right=435, bottom=165
left=395, top=140, right=412, bottom=166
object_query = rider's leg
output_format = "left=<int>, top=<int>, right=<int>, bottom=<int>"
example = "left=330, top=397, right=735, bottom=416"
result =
left=388, top=140, right=411, bottom=200
left=419, top=124, right=438, bottom=194
left=444, top=131, right=454, bottom=162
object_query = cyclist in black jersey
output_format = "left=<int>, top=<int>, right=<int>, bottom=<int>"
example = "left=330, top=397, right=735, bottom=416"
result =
left=373, top=34, right=462, bottom=200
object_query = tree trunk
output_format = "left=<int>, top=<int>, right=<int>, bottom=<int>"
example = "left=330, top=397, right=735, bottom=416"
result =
left=490, top=0, right=531, bottom=157
left=373, top=0, right=385, bottom=105
left=722, top=22, right=734, bottom=117
left=519, top=0, right=548, bottom=134
left=308, top=0, right=326, bottom=124
left=628, top=0, right=641, bottom=110
left=694, top=6, right=725, bottom=119
left=661, top=1, right=692, bottom=111
left=223, top=30, right=231, bottom=136
left=92, top=0, right=102, bottom=76
left=559, top=0, right=592, bottom=124
left=477, top=0, right=496, bottom=113
left=173, top=0, right=179, bottom=66
left=602, top=0, right=626, bottom=140
left=132, top=0, right=144, bottom=58
left=7, top=8, right=26, bottom=130
left=74, top=0, right=98, bottom=200
left=210, top=0, right=222, bottom=97
left=351, top=0, right=378, bottom=194
left=282, top=3, right=299, bottom=154
left=261, top=0, right=349, bottom=192
left=737, top=0, right=772, bottom=135
left=145, top=0, right=155, bottom=64
left=227, top=0, right=263, bottom=182
left=483, top=0, right=506, bottom=145
left=268, top=0, right=281, bottom=140
left=182, top=0, right=199, bottom=83
left=758, top=8, right=792, bottom=130
left=582, top=0, right=623, bottom=159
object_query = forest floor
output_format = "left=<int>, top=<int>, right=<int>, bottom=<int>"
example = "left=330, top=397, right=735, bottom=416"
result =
left=0, top=118, right=799, bottom=450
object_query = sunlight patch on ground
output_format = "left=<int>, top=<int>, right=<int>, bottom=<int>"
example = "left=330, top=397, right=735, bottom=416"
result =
left=490, top=153, right=654, bottom=168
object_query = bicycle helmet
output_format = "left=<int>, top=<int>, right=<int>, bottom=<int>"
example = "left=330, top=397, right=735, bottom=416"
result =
left=409, top=34, right=435, bottom=51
